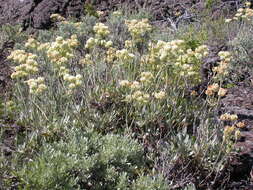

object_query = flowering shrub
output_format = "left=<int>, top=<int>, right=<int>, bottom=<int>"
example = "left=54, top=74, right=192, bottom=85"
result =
left=125, top=19, right=152, bottom=42
left=8, top=50, right=38, bottom=79
left=2, top=6, right=246, bottom=189
left=25, top=77, right=47, bottom=95
left=225, top=2, right=253, bottom=22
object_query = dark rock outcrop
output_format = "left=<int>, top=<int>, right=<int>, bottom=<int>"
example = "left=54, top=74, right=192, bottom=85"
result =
left=0, top=0, right=241, bottom=30
left=0, top=0, right=86, bottom=30
left=0, top=41, right=14, bottom=95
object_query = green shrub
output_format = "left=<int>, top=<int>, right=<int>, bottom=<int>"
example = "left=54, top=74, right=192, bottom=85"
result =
left=16, top=131, right=153, bottom=189
left=230, top=23, right=253, bottom=64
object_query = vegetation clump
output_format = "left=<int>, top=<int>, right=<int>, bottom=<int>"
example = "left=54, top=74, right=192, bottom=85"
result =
left=1, top=1, right=253, bottom=189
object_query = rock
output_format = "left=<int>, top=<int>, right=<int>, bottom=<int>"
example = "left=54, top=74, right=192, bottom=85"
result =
left=0, top=0, right=86, bottom=30
left=0, top=41, right=14, bottom=96
left=220, top=85, right=253, bottom=119
left=217, top=82, right=253, bottom=187
left=0, top=0, right=242, bottom=30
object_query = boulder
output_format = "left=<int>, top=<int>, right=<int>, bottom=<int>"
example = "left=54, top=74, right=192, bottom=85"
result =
left=0, top=0, right=85, bottom=30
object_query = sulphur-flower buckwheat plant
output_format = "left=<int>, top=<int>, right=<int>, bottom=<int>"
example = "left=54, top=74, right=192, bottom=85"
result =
left=119, top=80, right=131, bottom=88
left=93, top=23, right=110, bottom=38
left=141, top=39, right=208, bottom=81
left=85, top=23, right=112, bottom=50
left=205, top=83, right=219, bottom=96
left=225, top=2, right=253, bottom=22
left=25, top=77, right=47, bottom=95
left=79, top=54, right=94, bottom=65
left=8, top=50, right=39, bottom=79
left=212, top=51, right=232, bottom=79
left=220, top=113, right=238, bottom=121
left=128, top=90, right=150, bottom=104
left=130, top=81, right=141, bottom=90
left=153, top=91, right=166, bottom=100
left=63, top=73, right=82, bottom=92
left=125, top=19, right=152, bottom=42
left=115, top=49, right=135, bottom=63
left=45, top=35, right=78, bottom=70
left=139, top=72, right=153, bottom=83
left=50, top=13, right=66, bottom=22
left=217, top=88, right=228, bottom=97
left=25, top=37, right=39, bottom=49
left=106, top=47, right=117, bottom=63
left=223, top=125, right=236, bottom=140
left=236, top=122, right=246, bottom=128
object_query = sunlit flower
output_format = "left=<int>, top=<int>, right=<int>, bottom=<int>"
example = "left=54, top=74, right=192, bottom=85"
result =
left=25, top=77, right=47, bottom=94
left=225, top=18, right=232, bottom=23
left=218, top=88, right=228, bottom=97
left=130, top=81, right=141, bottom=89
left=235, top=130, right=241, bottom=140
left=93, top=23, right=110, bottom=38
left=153, top=91, right=166, bottom=100
left=236, top=122, right=246, bottom=128
left=220, top=113, right=238, bottom=121
left=119, top=80, right=131, bottom=87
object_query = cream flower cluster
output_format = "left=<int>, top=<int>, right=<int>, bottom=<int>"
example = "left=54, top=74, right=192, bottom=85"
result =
left=124, top=40, right=135, bottom=49
left=176, top=45, right=208, bottom=77
left=223, top=125, right=241, bottom=141
left=205, top=83, right=227, bottom=97
left=46, top=35, right=78, bottom=68
left=50, top=13, right=66, bottom=22
left=93, top=23, right=110, bottom=38
left=25, top=77, right=47, bottom=94
left=236, top=121, right=245, bottom=128
left=119, top=71, right=166, bottom=104
left=37, top=42, right=50, bottom=51
left=124, top=89, right=166, bottom=103
left=79, top=54, right=94, bottom=65
left=85, top=37, right=98, bottom=49
left=8, top=50, right=38, bottom=79
left=153, top=91, right=166, bottom=100
left=112, top=11, right=122, bottom=17
left=115, top=49, right=135, bottom=63
left=225, top=2, right=253, bottom=22
left=85, top=23, right=112, bottom=50
left=212, top=51, right=232, bottom=77
left=25, top=37, right=39, bottom=49
left=125, top=19, right=152, bottom=41
left=125, top=90, right=150, bottom=104
left=58, top=66, right=70, bottom=76
left=63, top=73, right=82, bottom=90
left=119, top=80, right=141, bottom=89
left=220, top=113, right=241, bottom=141
left=154, top=40, right=185, bottom=61
left=139, top=72, right=153, bottom=83
left=119, top=80, right=131, bottom=87
left=85, top=37, right=113, bottom=49
left=143, top=40, right=208, bottom=78
left=106, top=47, right=117, bottom=63
left=220, top=113, right=238, bottom=121
left=218, top=51, right=231, bottom=62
